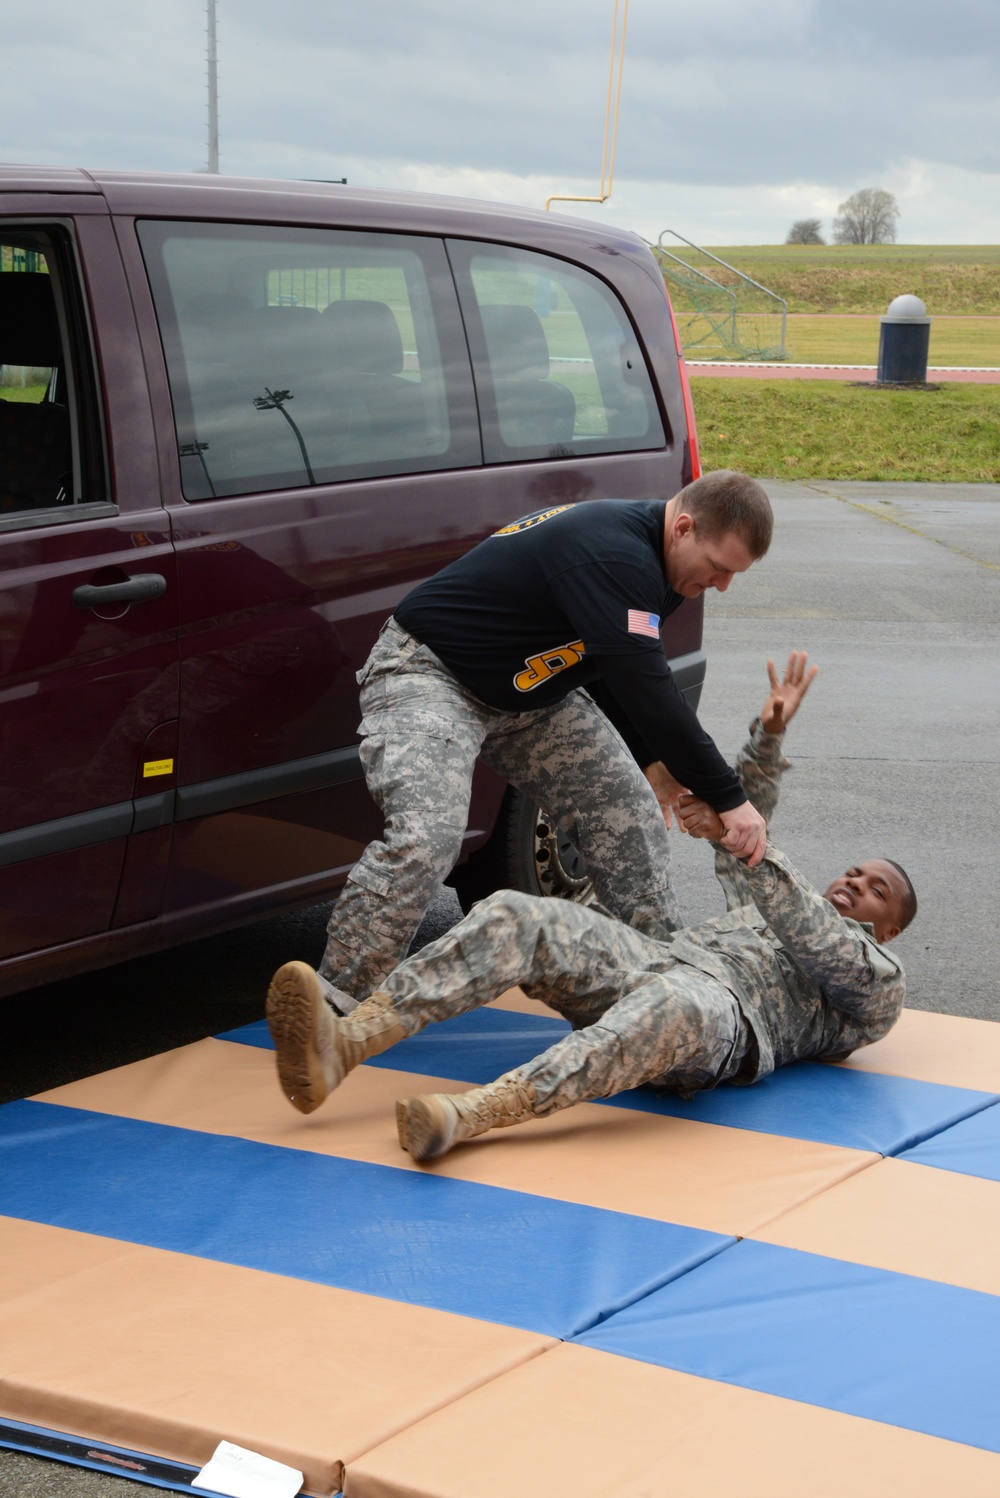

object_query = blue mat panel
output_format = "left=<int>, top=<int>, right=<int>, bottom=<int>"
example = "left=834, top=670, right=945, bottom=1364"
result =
left=575, top=1238, right=1000, bottom=1454
left=0, top=1100, right=731, bottom=1340
left=221, top=1010, right=998, bottom=1155
left=898, top=1098, right=1000, bottom=1182
left=219, top=1009, right=571, bottom=1085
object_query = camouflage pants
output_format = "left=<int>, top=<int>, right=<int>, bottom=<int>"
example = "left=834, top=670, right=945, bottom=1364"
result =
left=380, top=888, right=750, bottom=1114
left=321, top=618, right=679, bottom=1006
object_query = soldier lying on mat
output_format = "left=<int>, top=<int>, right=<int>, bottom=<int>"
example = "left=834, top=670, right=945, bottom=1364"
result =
left=266, top=651, right=917, bottom=1162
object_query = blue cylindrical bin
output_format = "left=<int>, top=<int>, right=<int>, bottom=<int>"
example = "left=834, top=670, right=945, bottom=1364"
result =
left=878, top=294, right=931, bottom=382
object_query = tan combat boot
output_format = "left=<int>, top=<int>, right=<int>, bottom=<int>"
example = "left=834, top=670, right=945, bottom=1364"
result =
left=396, top=1072, right=538, bottom=1161
left=266, top=961, right=407, bottom=1114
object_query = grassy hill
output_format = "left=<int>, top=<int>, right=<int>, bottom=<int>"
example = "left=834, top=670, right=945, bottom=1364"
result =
left=682, top=245, right=1000, bottom=315
left=693, top=379, right=1000, bottom=482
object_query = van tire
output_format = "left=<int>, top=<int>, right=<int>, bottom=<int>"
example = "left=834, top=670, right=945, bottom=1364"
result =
left=450, top=786, right=595, bottom=914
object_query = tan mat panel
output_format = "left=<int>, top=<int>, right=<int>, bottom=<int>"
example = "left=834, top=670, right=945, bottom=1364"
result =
left=1, top=1208, right=137, bottom=1301
left=0, top=1216, right=551, bottom=1498
left=486, top=987, right=545, bottom=1014
left=751, top=1155, right=1000, bottom=1295
left=343, top=1340, right=1000, bottom=1498
left=37, top=1038, right=874, bottom=1238
left=839, top=1008, right=1000, bottom=1091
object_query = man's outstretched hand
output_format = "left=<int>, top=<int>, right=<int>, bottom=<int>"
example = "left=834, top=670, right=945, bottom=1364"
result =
left=761, top=650, right=818, bottom=734
left=675, top=652, right=818, bottom=866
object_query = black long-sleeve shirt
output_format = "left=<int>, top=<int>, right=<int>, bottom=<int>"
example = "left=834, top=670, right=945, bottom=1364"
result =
left=394, top=499, right=745, bottom=810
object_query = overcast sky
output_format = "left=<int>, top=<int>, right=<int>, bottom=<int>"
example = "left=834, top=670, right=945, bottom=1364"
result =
left=6, top=0, right=1000, bottom=243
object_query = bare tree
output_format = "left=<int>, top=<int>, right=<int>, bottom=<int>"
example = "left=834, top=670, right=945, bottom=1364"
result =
left=833, top=188, right=900, bottom=245
left=786, top=218, right=825, bottom=244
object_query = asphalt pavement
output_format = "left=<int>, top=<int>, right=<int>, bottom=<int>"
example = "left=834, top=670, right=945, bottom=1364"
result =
left=668, top=478, right=1000, bottom=1022
left=2, top=477, right=999, bottom=1496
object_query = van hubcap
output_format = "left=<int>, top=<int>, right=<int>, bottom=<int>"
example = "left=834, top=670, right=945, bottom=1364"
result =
left=532, top=817, right=594, bottom=902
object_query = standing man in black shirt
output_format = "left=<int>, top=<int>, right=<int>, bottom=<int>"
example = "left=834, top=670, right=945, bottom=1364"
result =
left=268, top=470, right=773, bottom=1026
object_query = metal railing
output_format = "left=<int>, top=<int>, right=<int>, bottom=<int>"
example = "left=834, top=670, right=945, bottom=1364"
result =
left=651, top=230, right=787, bottom=361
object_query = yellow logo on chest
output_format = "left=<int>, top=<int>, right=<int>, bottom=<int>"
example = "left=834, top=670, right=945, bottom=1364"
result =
left=495, top=504, right=574, bottom=535
left=514, top=639, right=586, bottom=692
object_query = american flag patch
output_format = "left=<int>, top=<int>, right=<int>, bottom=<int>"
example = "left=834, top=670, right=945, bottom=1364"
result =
left=627, top=609, right=660, bottom=640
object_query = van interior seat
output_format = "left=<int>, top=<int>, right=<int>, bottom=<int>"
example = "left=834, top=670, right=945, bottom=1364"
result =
left=0, top=271, right=71, bottom=511
left=179, top=292, right=255, bottom=420
left=246, top=305, right=373, bottom=471
left=250, top=305, right=326, bottom=388
left=180, top=297, right=373, bottom=485
left=320, top=299, right=427, bottom=455
left=0, top=402, right=71, bottom=512
left=478, top=303, right=576, bottom=448
left=182, top=298, right=328, bottom=397
left=180, top=293, right=253, bottom=371
left=321, top=298, right=406, bottom=375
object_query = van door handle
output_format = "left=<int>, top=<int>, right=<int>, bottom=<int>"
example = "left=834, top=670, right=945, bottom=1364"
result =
left=72, top=573, right=168, bottom=608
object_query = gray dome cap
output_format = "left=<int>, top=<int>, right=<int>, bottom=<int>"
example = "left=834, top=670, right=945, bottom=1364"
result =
left=882, top=294, right=930, bottom=322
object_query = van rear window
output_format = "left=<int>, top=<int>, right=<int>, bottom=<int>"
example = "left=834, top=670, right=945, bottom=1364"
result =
left=448, top=240, right=666, bottom=464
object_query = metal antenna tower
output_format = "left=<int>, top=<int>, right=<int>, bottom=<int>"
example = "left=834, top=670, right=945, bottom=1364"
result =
left=207, top=0, right=219, bottom=173
left=546, top=0, right=628, bottom=211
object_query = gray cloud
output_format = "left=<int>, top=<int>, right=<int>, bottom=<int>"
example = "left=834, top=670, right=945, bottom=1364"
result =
left=4, top=0, right=998, bottom=197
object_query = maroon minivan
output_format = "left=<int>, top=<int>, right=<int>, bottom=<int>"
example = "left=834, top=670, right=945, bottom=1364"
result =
left=0, top=165, right=703, bottom=997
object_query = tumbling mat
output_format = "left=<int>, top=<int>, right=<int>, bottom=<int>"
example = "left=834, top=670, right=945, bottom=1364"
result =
left=1, top=992, right=998, bottom=1497
left=225, top=1007, right=996, bottom=1153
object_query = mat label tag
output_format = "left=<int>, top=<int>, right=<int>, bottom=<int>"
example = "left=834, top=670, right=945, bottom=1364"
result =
left=193, top=1439, right=303, bottom=1498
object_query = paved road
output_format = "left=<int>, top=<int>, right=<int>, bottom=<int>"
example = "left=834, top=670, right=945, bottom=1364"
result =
left=669, top=479, right=1000, bottom=1019
left=2, top=478, right=999, bottom=1495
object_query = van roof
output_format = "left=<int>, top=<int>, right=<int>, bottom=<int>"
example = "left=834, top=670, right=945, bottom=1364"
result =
left=0, top=164, right=650, bottom=261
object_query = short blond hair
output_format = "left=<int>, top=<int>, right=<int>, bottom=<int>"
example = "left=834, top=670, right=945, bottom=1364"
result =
left=677, top=470, right=773, bottom=558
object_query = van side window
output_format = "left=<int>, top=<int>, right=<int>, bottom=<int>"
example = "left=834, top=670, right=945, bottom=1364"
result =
left=137, top=222, right=479, bottom=500
left=449, top=241, right=666, bottom=463
left=0, top=233, right=94, bottom=521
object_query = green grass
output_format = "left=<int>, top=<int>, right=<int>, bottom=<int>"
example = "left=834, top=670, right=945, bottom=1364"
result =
left=679, top=313, right=1000, bottom=366
left=692, top=379, right=1000, bottom=482
left=703, top=244, right=1000, bottom=266
left=661, top=244, right=1000, bottom=315
left=0, top=386, right=47, bottom=403
left=784, top=315, right=1000, bottom=367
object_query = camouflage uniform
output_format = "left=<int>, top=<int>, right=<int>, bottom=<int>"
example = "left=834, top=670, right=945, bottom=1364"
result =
left=320, top=618, right=679, bottom=1006
left=372, top=718, right=906, bottom=1115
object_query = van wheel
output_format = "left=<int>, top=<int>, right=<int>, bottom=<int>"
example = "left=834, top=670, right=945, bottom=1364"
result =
left=451, top=787, right=596, bottom=913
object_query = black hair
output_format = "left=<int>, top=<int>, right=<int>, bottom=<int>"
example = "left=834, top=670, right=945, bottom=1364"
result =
left=884, top=859, right=918, bottom=931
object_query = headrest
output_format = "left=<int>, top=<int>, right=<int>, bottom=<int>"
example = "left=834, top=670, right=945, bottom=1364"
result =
left=321, top=299, right=404, bottom=375
left=0, top=272, right=63, bottom=366
left=256, top=304, right=321, bottom=323
left=248, top=304, right=325, bottom=381
left=183, top=293, right=253, bottom=333
left=479, top=304, right=550, bottom=382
